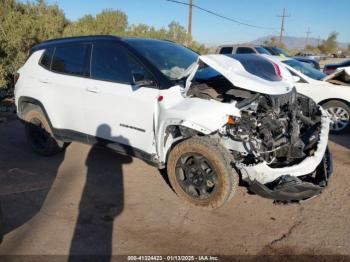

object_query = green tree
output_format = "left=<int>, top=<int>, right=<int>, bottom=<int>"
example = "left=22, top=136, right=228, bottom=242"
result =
left=263, top=37, right=286, bottom=50
left=127, top=21, right=209, bottom=54
left=305, top=44, right=320, bottom=54
left=0, top=0, right=66, bottom=87
left=318, top=31, right=338, bottom=54
left=0, top=1, right=209, bottom=88
left=63, top=9, right=128, bottom=36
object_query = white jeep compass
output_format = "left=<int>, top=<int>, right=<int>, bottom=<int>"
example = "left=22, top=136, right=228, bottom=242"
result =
left=15, top=36, right=333, bottom=209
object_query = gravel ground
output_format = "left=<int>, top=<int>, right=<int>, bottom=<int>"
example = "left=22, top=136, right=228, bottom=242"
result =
left=0, top=119, right=349, bottom=259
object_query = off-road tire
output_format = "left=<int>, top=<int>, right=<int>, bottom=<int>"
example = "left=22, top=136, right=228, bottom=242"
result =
left=167, top=136, right=238, bottom=210
left=323, top=100, right=350, bottom=135
left=23, top=106, right=67, bottom=156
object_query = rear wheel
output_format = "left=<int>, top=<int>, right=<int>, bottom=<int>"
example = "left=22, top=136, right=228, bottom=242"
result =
left=167, top=136, right=238, bottom=209
left=323, top=100, right=350, bottom=134
left=23, top=106, right=68, bottom=156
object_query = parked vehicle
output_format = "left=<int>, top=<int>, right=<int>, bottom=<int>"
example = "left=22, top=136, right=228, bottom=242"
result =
left=294, top=52, right=321, bottom=61
left=323, top=59, right=350, bottom=75
left=216, top=45, right=270, bottom=55
left=15, top=36, right=332, bottom=209
left=264, top=55, right=350, bottom=134
left=263, top=46, right=320, bottom=69
left=292, top=57, right=320, bottom=70
left=262, top=46, right=290, bottom=57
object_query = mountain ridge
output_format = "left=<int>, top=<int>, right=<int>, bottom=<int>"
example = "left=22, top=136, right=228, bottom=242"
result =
left=249, top=35, right=349, bottom=50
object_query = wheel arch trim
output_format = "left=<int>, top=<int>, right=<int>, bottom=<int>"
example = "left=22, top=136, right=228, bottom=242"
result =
left=319, top=98, right=350, bottom=108
left=17, top=96, right=55, bottom=131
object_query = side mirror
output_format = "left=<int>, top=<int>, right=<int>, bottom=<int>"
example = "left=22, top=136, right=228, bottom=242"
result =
left=293, top=75, right=301, bottom=83
left=132, top=72, right=155, bottom=87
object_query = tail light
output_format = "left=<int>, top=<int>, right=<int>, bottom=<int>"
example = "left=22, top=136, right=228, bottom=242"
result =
left=273, top=62, right=282, bottom=79
left=14, top=73, right=20, bottom=85
left=324, top=67, right=335, bottom=75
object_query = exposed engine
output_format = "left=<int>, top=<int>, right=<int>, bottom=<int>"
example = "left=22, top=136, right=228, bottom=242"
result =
left=188, top=80, right=323, bottom=167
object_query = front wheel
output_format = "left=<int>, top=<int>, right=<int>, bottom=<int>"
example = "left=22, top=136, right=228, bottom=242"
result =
left=323, top=100, right=350, bottom=134
left=167, top=137, right=238, bottom=210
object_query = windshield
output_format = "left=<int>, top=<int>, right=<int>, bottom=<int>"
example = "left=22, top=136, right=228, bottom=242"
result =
left=271, top=47, right=289, bottom=57
left=283, top=59, right=326, bottom=80
left=255, top=47, right=271, bottom=55
left=124, top=38, right=199, bottom=80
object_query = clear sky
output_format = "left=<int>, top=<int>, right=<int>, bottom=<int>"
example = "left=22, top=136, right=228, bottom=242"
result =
left=41, top=0, right=350, bottom=45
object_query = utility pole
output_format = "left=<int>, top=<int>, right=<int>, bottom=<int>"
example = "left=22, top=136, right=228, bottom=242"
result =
left=188, top=0, right=193, bottom=36
left=278, top=8, right=289, bottom=44
left=305, top=27, right=312, bottom=48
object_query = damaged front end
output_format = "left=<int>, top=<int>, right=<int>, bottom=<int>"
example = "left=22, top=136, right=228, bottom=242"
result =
left=186, top=54, right=333, bottom=202
left=219, top=88, right=332, bottom=202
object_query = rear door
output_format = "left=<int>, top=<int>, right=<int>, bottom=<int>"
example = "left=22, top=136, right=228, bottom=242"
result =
left=39, top=43, right=91, bottom=137
left=82, top=41, right=159, bottom=154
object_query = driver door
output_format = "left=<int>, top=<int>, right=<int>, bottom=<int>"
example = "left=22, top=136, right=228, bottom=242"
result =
left=82, top=41, right=159, bottom=155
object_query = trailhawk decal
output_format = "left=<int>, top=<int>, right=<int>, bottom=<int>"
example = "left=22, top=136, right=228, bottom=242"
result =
left=120, top=123, right=146, bottom=133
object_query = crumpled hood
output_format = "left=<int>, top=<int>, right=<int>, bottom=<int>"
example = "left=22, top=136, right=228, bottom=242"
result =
left=184, top=54, right=294, bottom=96
left=322, top=66, right=350, bottom=86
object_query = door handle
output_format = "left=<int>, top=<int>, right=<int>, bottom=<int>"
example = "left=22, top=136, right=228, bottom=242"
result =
left=39, top=79, right=50, bottom=84
left=86, top=87, right=101, bottom=93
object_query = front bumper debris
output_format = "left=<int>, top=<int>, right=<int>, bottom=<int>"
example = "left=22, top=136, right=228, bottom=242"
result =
left=248, top=147, right=333, bottom=202
left=239, top=108, right=330, bottom=184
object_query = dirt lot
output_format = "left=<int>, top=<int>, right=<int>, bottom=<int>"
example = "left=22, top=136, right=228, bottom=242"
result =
left=0, top=118, right=349, bottom=258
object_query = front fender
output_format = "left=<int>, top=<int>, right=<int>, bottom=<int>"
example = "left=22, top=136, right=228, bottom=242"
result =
left=156, top=96, right=241, bottom=163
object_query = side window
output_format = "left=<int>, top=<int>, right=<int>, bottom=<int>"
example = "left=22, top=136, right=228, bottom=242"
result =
left=40, top=47, right=54, bottom=69
left=52, top=44, right=90, bottom=77
left=91, top=42, right=153, bottom=84
left=219, top=47, right=233, bottom=54
left=236, top=47, right=255, bottom=54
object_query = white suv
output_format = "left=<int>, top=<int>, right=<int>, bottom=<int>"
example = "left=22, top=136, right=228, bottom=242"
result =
left=15, top=36, right=333, bottom=209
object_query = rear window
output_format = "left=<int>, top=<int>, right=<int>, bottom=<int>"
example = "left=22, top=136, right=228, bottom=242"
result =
left=235, top=47, right=255, bottom=54
left=51, top=44, right=90, bottom=77
left=229, top=54, right=282, bottom=81
left=40, top=48, right=54, bottom=69
left=219, top=47, right=233, bottom=54
left=195, top=55, right=282, bottom=82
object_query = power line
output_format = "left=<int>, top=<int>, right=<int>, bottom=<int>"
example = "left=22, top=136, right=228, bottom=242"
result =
left=165, top=0, right=277, bottom=30
left=278, top=8, right=290, bottom=43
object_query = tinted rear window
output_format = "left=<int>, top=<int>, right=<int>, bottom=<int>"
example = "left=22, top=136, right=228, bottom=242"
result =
left=219, top=47, right=233, bottom=54
left=40, top=48, right=54, bottom=69
left=235, top=47, right=255, bottom=54
left=52, top=44, right=89, bottom=76
left=229, top=54, right=281, bottom=81
left=195, top=55, right=282, bottom=82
